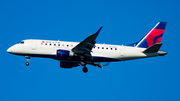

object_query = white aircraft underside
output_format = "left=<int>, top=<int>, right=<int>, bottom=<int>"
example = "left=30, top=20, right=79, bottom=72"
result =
left=7, top=22, right=167, bottom=73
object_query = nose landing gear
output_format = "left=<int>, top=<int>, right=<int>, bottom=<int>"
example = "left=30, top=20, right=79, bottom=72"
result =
left=25, top=56, right=30, bottom=66
left=26, top=62, right=29, bottom=66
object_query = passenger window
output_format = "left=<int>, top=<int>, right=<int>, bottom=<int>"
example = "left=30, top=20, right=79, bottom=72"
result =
left=102, top=47, right=104, bottom=49
left=54, top=44, right=56, bottom=46
left=58, top=44, right=60, bottom=46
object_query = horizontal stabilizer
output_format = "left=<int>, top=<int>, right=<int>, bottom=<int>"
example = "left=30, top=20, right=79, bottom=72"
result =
left=143, top=43, right=162, bottom=53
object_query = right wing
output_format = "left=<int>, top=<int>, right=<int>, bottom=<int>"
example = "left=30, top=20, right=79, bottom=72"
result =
left=72, top=27, right=103, bottom=59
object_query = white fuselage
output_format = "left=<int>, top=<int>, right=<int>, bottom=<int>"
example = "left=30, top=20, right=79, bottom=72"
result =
left=7, top=39, right=160, bottom=62
left=6, top=22, right=167, bottom=73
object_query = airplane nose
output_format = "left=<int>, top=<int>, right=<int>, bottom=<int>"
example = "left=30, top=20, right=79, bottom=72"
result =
left=7, top=47, right=12, bottom=53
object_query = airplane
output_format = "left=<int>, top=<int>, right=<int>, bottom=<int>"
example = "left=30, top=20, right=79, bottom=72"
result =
left=7, top=22, right=167, bottom=73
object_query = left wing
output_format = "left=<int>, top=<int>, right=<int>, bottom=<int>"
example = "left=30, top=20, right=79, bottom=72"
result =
left=72, top=27, right=103, bottom=59
left=88, top=62, right=110, bottom=68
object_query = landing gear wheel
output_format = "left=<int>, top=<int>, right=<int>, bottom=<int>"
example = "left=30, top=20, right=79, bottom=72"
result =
left=26, top=62, right=29, bottom=66
left=82, top=66, right=88, bottom=73
left=25, top=56, right=30, bottom=66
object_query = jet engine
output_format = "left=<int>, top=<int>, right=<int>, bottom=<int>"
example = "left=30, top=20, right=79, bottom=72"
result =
left=56, top=49, right=74, bottom=58
left=60, top=61, right=79, bottom=68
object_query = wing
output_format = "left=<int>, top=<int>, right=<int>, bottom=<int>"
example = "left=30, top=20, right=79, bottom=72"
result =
left=72, top=27, right=103, bottom=59
left=88, top=62, right=110, bottom=68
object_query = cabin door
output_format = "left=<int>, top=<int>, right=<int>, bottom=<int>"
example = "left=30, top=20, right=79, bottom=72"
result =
left=31, top=40, right=37, bottom=50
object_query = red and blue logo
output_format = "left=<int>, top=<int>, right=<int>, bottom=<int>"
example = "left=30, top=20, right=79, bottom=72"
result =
left=136, top=22, right=167, bottom=48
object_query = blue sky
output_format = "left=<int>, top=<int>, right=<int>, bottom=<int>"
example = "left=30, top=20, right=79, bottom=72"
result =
left=1, top=0, right=180, bottom=101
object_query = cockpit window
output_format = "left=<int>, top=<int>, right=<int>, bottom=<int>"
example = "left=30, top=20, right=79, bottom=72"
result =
left=18, top=41, right=24, bottom=44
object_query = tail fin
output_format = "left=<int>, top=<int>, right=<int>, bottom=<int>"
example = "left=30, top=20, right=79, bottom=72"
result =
left=135, top=22, right=167, bottom=48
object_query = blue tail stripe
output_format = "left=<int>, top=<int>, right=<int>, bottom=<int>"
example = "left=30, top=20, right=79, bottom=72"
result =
left=138, top=39, right=148, bottom=48
left=155, top=22, right=167, bottom=29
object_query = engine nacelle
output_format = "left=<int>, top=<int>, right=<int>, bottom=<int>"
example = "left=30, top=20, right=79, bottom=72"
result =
left=60, top=61, right=79, bottom=68
left=57, top=49, right=74, bottom=58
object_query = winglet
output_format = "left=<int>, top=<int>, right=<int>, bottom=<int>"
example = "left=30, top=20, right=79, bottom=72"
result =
left=95, top=26, right=103, bottom=35
left=143, top=43, right=162, bottom=53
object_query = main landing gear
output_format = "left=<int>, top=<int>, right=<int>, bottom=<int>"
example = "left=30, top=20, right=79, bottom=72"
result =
left=82, top=66, right=88, bottom=73
left=81, top=61, right=88, bottom=73
left=25, top=56, right=30, bottom=66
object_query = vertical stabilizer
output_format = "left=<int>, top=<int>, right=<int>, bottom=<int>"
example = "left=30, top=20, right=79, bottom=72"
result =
left=136, top=22, right=167, bottom=48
